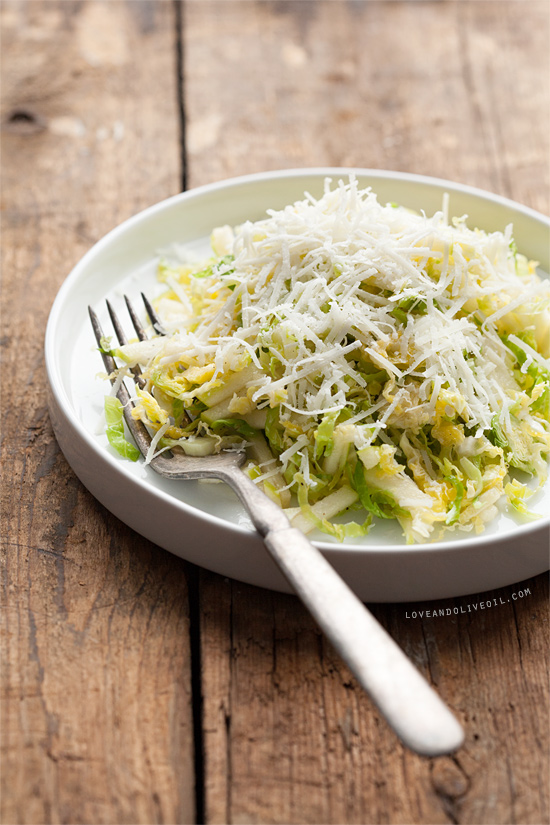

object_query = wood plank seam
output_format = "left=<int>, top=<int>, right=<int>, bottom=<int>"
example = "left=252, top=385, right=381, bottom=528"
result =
left=174, top=0, right=188, bottom=193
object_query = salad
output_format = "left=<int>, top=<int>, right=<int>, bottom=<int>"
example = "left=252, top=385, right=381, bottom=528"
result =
left=103, top=178, right=550, bottom=542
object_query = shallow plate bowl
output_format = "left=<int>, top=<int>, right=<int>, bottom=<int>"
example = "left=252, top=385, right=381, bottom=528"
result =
left=45, top=169, right=550, bottom=601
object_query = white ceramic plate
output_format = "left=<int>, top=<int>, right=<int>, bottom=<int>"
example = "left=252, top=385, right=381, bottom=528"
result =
left=45, top=169, right=550, bottom=601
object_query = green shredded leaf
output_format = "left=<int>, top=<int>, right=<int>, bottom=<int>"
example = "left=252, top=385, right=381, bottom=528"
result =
left=505, top=480, right=541, bottom=520
left=209, top=418, right=258, bottom=440
left=352, top=464, right=409, bottom=520
left=98, top=336, right=115, bottom=357
left=295, top=474, right=371, bottom=539
left=104, top=396, right=140, bottom=461
left=389, top=307, right=408, bottom=326
left=264, top=407, right=286, bottom=454
left=314, top=412, right=338, bottom=459
left=172, top=397, right=185, bottom=425
left=531, top=385, right=550, bottom=418
left=503, top=334, right=550, bottom=396
left=488, top=414, right=508, bottom=450
left=193, top=254, right=235, bottom=279
left=445, top=475, right=464, bottom=525
left=459, top=456, right=482, bottom=485
left=389, top=296, right=428, bottom=327
left=363, top=370, right=389, bottom=387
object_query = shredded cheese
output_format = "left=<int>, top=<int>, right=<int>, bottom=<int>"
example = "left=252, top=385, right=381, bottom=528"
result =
left=116, top=176, right=550, bottom=542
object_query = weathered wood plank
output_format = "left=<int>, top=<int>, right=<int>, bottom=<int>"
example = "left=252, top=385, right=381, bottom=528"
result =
left=1, top=3, right=194, bottom=823
left=199, top=572, right=548, bottom=824
left=184, top=0, right=549, bottom=215
left=183, top=1, right=549, bottom=823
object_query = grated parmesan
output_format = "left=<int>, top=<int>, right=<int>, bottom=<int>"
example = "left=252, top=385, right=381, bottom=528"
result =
left=116, top=177, right=550, bottom=542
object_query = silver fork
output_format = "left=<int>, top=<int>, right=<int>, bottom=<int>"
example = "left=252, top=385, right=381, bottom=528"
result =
left=89, top=295, right=464, bottom=757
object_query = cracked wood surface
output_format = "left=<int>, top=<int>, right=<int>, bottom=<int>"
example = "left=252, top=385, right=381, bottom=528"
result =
left=1, top=1, right=549, bottom=824
left=1, top=3, right=194, bottom=824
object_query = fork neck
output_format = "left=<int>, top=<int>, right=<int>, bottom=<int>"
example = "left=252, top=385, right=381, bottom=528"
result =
left=152, top=456, right=290, bottom=536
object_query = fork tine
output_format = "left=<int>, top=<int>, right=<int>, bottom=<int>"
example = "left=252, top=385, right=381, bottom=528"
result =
left=106, top=299, right=129, bottom=345
left=106, top=299, right=146, bottom=390
left=88, top=305, right=117, bottom=376
left=132, top=293, right=191, bottom=425
left=125, top=294, right=148, bottom=341
left=141, top=292, right=167, bottom=336
left=88, top=305, right=152, bottom=458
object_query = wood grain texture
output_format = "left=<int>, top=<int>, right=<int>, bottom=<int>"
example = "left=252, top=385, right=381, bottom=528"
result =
left=183, top=0, right=549, bottom=215
left=182, top=2, right=550, bottom=823
left=1, top=3, right=194, bottom=823
left=2, top=1, right=549, bottom=823
left=198, top=572, right=548, bottom=825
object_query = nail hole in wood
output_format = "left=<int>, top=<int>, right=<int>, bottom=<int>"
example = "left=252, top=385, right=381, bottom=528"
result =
left=3, top=108, right=46, bottom=135
left=10, top=109, right=36, bottom=124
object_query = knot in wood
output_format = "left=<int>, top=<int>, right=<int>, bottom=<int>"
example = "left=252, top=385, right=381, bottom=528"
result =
left=430, top=757, right=469, bottom=799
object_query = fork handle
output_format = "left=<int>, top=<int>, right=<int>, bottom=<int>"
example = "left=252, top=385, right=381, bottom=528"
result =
left=262, top=527, right=464, bottom=756
left=221, top=467, right=463, bottom=755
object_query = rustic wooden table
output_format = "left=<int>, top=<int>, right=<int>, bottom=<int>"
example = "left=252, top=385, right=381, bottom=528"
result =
left=2, top=2, right=549, bottom=823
